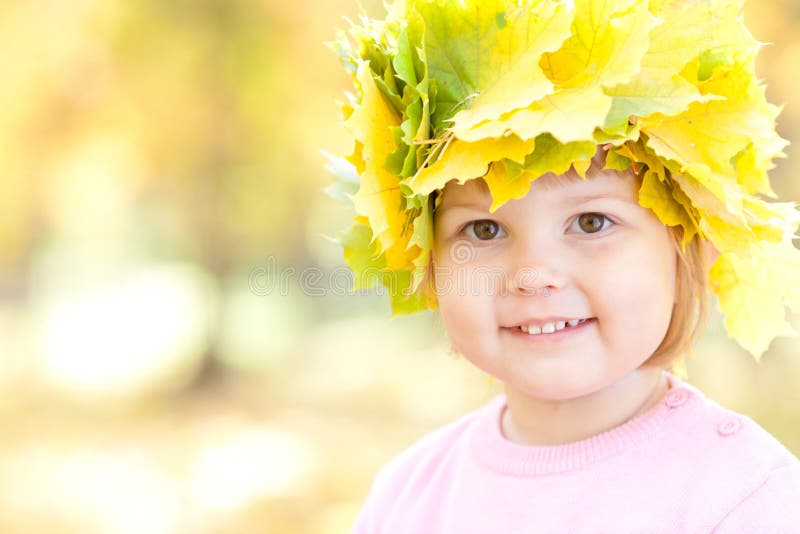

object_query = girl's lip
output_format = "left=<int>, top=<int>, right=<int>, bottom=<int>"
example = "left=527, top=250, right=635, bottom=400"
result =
left=505, top=318, right=596, bottom=342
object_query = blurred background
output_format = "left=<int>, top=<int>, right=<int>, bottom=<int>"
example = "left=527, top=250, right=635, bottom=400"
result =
left=0, top=0, right=798, bottom=532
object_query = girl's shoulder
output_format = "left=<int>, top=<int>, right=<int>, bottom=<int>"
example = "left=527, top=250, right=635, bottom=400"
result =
left=678, top=388, right=800, bottom=531
left=670, top=375, right=798, bottom=471
left=664, top=374, right=800, bottom=527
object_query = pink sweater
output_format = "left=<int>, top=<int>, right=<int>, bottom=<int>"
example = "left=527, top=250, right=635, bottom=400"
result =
left=353, top=372, right=800, bottom=533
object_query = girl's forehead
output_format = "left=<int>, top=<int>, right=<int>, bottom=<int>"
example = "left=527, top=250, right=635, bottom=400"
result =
left=438, top=168, right=637, bottom=209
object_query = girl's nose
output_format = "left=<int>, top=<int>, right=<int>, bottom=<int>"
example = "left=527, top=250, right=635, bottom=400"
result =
left=508, top=239, right=568, bottom=297
left=513, top=266, right=562, bottom=296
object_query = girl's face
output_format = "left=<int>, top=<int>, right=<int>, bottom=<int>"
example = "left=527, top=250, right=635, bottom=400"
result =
left=432, top=168, right=677, bottom=400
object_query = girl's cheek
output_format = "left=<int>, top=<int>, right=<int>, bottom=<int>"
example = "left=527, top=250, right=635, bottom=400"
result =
left=431, top=238, right=451, bottom=265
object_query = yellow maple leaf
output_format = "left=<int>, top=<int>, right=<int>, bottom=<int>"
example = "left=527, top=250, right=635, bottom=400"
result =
left=604, top=0, right=752, bottom=133
left=671, top=165, right=746, bottom=228
left=408, top=134, right=536, bottom=196
left=482, top=163, right=537, bottom=213
left=643, top=61, right=783, bottom=179
left=407, top=194, right=433, bottom=290
left=668, top=182, right=700, bottom=245
left=449, top=0, right=572, bottom=132
left=482, top=139, right=597, bottom=213
left=540, top=0, right=656, bottom=89
left=346, top=61, right=409, bottom=256
left=457, top=84, right=612, bottom=143
left=733, top=140, right=784, bottom=198
left=710, top=241, right=800, bottom=361
left=518, top=134, right=596, bottom=179
left=698, top=215, right=752, bottom=257
left=454, top=0, right=656, bottom=144
left=637, top=170, right=696, bottom=250
left=615, top=140, right=666, bottom=178
left=742, top=196, right=800, bottom=242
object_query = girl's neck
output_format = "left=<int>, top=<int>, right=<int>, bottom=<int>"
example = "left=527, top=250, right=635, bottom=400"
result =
left=501, top=367, right=670, bottom=446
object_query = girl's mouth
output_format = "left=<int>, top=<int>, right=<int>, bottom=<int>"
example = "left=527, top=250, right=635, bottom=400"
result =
left=505, top=318, right=596, bottom=342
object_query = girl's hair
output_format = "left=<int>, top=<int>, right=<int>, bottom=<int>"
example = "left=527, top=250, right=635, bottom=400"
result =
left=427, top=153, right=715, bottom=373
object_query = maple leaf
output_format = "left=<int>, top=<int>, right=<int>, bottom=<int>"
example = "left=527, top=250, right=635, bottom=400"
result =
left=482, top=162, right=534, bottom=213
left=603, top=0, right=752, bottom=135
left=643, top=61, right=785, bottom=181
left=446, top=0, right=573, bottom=132
left=346, top=61, right=410, bottom=258
left=637, top=170, right=696, bottom=250
left=459, top=85, right=613, bottom=144
left=732, top=140, right=783, bottom=199
left=511, top=134, right=596, bottom=179
left=408, top=134, right=536, bottom=196
left=456, top=0, right=657, bottom=144
left=486, top=134, right=596, bottom=212
left=406, top=193, right=434, bottom=292
left=710, top=240, right=800, bottom=361
left=412, top=0, right=508, bottom=133
left=388, top=12, right=432, bottom=180
left=338, top=222, right=434, bottom=314
left=338, top=222, right=386, bottom=291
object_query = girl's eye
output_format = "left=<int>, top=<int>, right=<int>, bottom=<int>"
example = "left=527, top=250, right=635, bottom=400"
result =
left=464, top=219, right=506, bottom=241
left=571, top=212, right=614, bottom=234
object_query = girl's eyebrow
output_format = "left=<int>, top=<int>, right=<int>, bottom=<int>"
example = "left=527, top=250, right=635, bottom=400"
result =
left=436, top=201, right=489, bottom=211
left=438, top=192, right=635, bottom=211
left=563, top=191, right=637, bottom=204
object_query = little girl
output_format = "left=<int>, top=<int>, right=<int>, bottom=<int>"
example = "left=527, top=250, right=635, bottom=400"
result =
left=327, top=0, right=800, bottom=531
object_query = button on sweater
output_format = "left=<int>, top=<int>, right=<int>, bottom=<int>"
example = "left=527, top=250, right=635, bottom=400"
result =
left=353, top=372, right=800, bottom=533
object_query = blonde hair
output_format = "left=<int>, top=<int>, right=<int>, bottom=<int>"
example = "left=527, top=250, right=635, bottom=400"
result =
left=425, top=153, right=715, bottom=374
left=645, top=212, right=714, bottom=372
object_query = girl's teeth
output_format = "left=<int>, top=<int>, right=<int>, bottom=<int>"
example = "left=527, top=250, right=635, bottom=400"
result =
left=522, top=318, right=590, bottom=335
